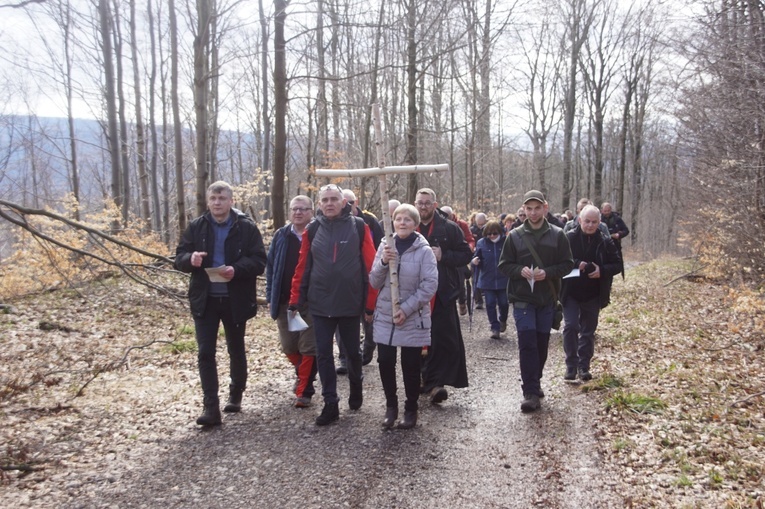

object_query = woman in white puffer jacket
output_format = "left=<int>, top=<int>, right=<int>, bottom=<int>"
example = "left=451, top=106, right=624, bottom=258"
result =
left=370, top=203, right=438, bottom=430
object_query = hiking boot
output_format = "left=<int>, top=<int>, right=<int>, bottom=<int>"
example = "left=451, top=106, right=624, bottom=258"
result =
left=315, top=403, right=339, bottom=426
left=520, top=393, right=541, bottom=413
left=223, top=389, right=243, bottom=413
left=564, top=367, right=577, bottom=382
left=490, top=330, right=500, bottom=340
left=294, top=396, right=312, bottom=408
left=475, top=302, right=484, bottom=310
left=578, top=369, right=592, bottom=381
left=459, top=303, right=468, bottom=316
left=429, top=386, right=448, bottom=404
left=349, top=385, right=363, bottom=410
left=196, top=400, right=222, bottom=426
left=500, top=321, right=507, bottom=332
left=397, top=410, right=417, bottom=429
left=382, top=407, right=398, bottom=429
left=336, top=359, right=348, bottom=375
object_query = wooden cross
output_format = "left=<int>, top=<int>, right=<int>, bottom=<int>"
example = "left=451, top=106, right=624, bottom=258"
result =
left=315, top=103, right=448, bottom=316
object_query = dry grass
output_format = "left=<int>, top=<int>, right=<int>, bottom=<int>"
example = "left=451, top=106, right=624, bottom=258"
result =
left=591, top=258, right=765, bottom=508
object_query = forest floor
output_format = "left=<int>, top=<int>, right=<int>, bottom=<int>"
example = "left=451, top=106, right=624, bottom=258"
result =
left=0, top=256, right=763, bottom=508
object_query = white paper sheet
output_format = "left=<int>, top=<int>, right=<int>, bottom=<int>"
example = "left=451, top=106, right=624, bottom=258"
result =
left=563, top=268, right=581, bottom=279
left=527, top=264, right=535, bottom=292
left=288, top=311, right=309, bottom=332
left=205, top=266, right=228, bottom=283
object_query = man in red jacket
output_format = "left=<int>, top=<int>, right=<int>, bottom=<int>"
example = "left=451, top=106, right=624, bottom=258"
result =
left=289, top=184, right=378, bottom=426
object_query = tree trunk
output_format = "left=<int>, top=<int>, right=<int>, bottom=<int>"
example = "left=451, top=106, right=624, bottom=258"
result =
left=272, top=0, right=287, bottom=229
left=194, top=0, right=211, bottom=216
left=98, top=0, right=122, bottom=228
left=169, top=0, right=186, bottom=233
left=129, top=0, right=150, bottom=227
left=405, top=0, right=418, bottom=201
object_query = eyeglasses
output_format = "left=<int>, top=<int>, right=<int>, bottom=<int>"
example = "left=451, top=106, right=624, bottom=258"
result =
left=486, top=232, right=501, bottom=236
left=414, top=201, right=434, bottom=208
left=320, top=184, right=343, bottom=192
left=518, top=214, right=527, bottom=218
left=290, top=207, right=312, bottom=213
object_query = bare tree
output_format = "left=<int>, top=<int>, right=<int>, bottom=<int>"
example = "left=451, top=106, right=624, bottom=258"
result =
left=98, top=0, right=122, bottom=226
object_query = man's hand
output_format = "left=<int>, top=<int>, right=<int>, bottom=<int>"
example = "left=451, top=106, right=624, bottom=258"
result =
left=431, top=246, right=442, bottom=261
left=587, top=263, right=601, bottom=279
left=611, top=233, right=619, bottom=239
left=521, top=266, right=546, bottom=281
left=191, top=251, right=207, bottom=267
left=219, top=266, right=235, bottom=281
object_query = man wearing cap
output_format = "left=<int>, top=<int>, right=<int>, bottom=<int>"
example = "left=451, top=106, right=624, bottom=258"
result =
left=499, top=190, right=573, bottom=412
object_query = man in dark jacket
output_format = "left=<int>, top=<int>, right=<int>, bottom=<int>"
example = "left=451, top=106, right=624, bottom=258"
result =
left=600, top=202, right=630, bottom=252
left=175, top=181, right=267, bottom=426
left=334, top=189, right=385, bottom=370
left=498, top=190, right=573, bottom=413
left=415, top=188, right=473, bottom=404
left=561, top=205, right=623, bottom=382
left=266, top=195, right=317, bottom=408
left=289, top=184, right=378, bottom=426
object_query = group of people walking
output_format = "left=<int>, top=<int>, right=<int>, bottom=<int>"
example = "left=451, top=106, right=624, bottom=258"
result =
left=174, top=181, right=624, bottom=428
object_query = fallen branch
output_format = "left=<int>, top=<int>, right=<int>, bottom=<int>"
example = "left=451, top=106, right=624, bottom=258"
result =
left=663, top=263, right=708, bottom=287
left=731, top=390, right=765, bottom=407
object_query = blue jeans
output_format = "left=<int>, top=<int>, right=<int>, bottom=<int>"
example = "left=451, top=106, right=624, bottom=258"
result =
left=512, top=303, right=554, bottom=396
left=312, top=315, right=362, bottom=404
left=482, top=289, right=509, bottom=331
left=562, top=297, right=600, bottom=371
left=194, top=296, right=248, bottom=404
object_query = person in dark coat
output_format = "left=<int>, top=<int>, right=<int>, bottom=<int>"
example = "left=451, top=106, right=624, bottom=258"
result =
left=175, top=181, right=267, bottom=426
left=561, top=205, right=623, bottom=381
left=333, top=189, right=385, bottom=372
left=414, top=188, right=472, bottom=404
left=266, top=195, right=318, bottom=408
left=289, top=184, right=378, bottom=426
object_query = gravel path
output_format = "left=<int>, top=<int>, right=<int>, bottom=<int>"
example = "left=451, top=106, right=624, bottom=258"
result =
left=67, top=308, right=624, bottom=509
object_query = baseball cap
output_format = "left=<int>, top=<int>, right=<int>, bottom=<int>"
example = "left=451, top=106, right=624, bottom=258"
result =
left=523, top=190, right=546, bottom=204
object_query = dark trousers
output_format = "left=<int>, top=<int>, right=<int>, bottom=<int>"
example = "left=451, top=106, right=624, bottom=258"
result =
left=483, top=288, right=509, bottom=331
left=313, top=315, right=362, bottom=404
left=378, top=343, right=422, bottom=412
left=337, top=316, right=375, bottom=361
left=512, top=303, right=553, bottom=397
left=193, top=296, right=248, bottom=405
left=562, top=296, right=600, bottom=371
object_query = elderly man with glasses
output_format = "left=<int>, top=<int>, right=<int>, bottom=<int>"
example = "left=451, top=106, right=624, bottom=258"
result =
left=414, top=188, right=472, bottom=404
left=289, top=184, right=378, bottom=425
left=266, top=195, right=318, bottom=408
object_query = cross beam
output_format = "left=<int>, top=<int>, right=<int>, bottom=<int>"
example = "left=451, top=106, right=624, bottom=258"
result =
left=315, top=103, right=447, bottom=316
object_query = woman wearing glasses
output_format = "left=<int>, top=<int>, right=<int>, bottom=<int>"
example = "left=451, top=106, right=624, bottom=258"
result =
left=471, top=220, right=510, bottom=339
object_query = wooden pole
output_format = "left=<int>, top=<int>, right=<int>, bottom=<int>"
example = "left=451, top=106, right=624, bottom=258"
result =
left=315, top=103, right=448, bottom=317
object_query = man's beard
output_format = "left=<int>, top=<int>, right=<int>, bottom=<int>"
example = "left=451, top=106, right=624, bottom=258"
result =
left=420, top=209, right=434, bottom=223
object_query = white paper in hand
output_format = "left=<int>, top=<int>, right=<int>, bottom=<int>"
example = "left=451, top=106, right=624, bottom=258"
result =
left=288, top=311, right=309, bottom=332
left=527, top=264, right=535, bottom=292
left=205, top=266, right=228, bottom=283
